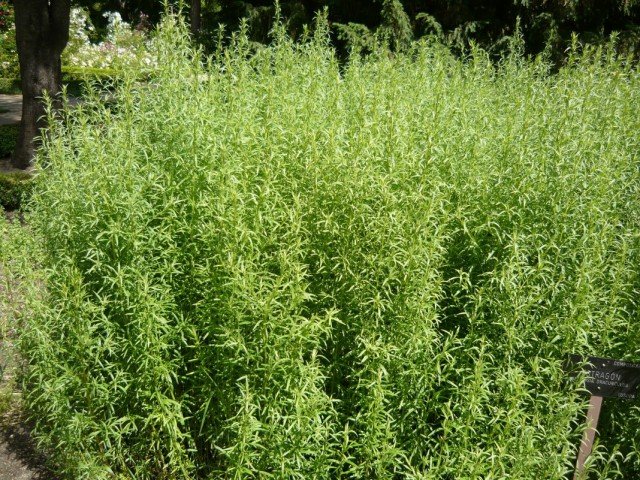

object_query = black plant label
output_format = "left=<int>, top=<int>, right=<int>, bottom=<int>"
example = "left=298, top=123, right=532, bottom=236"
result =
left=567, top=355, right=640, bottom=400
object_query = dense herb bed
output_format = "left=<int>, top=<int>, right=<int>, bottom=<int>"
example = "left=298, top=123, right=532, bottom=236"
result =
left=21, top=17, right=640, bottom=479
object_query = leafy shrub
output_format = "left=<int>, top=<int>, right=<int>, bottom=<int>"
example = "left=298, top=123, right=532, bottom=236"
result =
left=0, top=1, right=12, bottom=33
left=22, top=16, right=640, bottom=479
left=0, top=124, right=17, bottom=157
left=0, top=170, right=33, bottom=211
left=0, top=14, right=18, bottom=80
left=0, top=0, right=19, bottom=94
left=0, top=77, right=19, bottom=94
left=335, top=0, right=413, bottom=55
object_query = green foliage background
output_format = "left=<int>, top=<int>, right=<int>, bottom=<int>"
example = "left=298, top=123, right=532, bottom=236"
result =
left=68, top=0, right=640, bottom=60
left=17, top=15, right=640, bottom=479
left=0, top=0, right=18, bottom=81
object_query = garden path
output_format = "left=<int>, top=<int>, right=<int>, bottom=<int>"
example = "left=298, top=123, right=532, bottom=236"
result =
left=0, top=96, right=21, bottom=126
left=0, top=417, right=54, bottom=480
left=0, top=94, right=82, bottom=127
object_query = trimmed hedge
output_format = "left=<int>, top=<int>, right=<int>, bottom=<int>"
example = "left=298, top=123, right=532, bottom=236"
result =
left=62, top=66, right=118, bottom=95
left=0, top=170, right=33, bottom=211
left=0, top=126, right=32, bottom=212
left=62, top=66, right=118, bottom=80
left=0, top=124, right=17, bottom=157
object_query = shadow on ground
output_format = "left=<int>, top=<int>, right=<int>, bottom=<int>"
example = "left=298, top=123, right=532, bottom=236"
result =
left=0, top=411, right=57, bottom=480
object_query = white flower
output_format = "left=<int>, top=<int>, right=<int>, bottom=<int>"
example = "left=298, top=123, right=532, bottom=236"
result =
left=63, top=9, right=158, bottom=72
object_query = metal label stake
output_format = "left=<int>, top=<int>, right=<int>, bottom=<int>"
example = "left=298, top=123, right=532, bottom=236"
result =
left=566, top=355, right=640, bottom=480
left=573, top=395, right=603, bottom=480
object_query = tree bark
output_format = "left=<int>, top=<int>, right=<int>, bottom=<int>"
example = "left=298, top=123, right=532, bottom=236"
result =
left=190, top=0, right=201, bottom=36
left=11, top=0, right=70, bottom=170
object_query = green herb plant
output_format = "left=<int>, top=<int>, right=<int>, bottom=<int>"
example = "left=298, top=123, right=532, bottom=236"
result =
left=19, top=13, right=640, bottom=479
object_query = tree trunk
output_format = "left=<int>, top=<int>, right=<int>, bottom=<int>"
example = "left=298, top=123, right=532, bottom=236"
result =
left=190, top=0, right=201, bottom=36
left=11, top=0, right=70, bottom=170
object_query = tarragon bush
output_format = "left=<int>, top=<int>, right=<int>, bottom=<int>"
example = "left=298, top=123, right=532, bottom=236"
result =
left=20, top=13, right=640, bottom=479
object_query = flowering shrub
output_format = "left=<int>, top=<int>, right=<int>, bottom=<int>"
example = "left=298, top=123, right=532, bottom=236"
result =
left=0, top=1, right=12, bottom=32
left=66, top=7, right=94, bottom=56
left=0, top=30, right=17, bottom=79
left=64, top=8, right=157, bottom=73
left=0, top=1, right=17, bottom=81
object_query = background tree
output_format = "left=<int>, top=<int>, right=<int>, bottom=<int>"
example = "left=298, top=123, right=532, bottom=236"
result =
left=12, top=0, right=70, bottom=169
left=191, top=0, right=202, bottom=35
